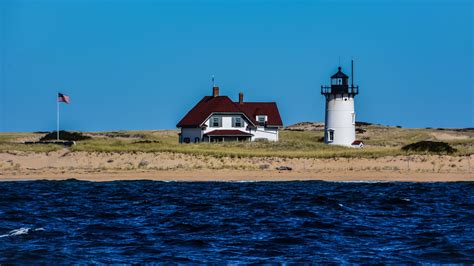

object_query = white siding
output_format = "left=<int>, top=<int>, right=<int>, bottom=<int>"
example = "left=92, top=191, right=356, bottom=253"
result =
left=180, top=128, right=202, bottom=143
left=324, top=94, right=355, bottom=146
left=250, top=127, right=279, bottom=141
left=203, top=114, right=250, bottom=133
left=179, top=113, right=280, bottom=143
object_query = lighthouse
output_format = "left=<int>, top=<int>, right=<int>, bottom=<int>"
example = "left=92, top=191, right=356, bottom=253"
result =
left=321, top=60, right=359, bottom=146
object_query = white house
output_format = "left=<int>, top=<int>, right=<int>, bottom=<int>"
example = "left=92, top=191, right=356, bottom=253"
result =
left=177, top=86, right=283, bottom=143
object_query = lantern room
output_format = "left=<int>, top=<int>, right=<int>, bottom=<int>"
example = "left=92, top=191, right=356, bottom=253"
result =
left=321, top=65, right=358, bottom=96
left=331, top=67, right=349, bottom=86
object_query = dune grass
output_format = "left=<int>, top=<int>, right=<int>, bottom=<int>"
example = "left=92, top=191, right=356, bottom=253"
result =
left=1, top=126, right=472, bottom=158
left=0, top=133, right=60, bottom=152
left=70, top=131, right=402, bottom=158
left=72, top=128, right=472, bottom=158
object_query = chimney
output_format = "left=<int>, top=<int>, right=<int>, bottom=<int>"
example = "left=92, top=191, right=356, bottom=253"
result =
left=212, top=86, right=219, bottom=97
left=238, top=92, right=244, bottom=104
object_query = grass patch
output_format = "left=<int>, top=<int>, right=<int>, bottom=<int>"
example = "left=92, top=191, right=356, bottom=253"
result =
left=0, top=133, right=60, bottom=152
left=70, top=130, right=409, bottom=159
left=1, top=127, right=472, bottom=158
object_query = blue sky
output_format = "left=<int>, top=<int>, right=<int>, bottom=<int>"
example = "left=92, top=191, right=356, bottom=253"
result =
left=0, top=0, right=472, bottom=132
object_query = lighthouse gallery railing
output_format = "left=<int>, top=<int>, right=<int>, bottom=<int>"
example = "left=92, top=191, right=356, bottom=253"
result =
left=321, top=86, right=359, bottom=95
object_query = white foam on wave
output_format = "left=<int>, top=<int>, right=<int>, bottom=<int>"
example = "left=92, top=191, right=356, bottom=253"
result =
left=0, top=228, right=30, bottom=238
left=0, top=227, right=44, bottom=238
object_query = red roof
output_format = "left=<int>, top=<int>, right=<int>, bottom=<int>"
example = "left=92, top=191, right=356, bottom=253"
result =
left=204, top=130, right=253, bottom=136
left=177, top=96, right=283, bottom=127
left=352, top=140, right=364, bottom=145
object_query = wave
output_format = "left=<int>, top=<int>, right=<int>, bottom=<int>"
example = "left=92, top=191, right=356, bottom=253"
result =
left=0, top=227, right=44, bottom=238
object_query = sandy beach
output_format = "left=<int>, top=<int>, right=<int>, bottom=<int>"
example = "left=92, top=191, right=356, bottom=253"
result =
left=1, top=150, right=472, bottom=182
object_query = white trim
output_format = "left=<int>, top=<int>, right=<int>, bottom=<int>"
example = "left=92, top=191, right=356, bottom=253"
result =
left=199, top=112, right=256, bottom=127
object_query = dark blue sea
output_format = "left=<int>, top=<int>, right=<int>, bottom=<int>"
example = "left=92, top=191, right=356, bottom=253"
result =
left=0, top=180, right=473, bottom=263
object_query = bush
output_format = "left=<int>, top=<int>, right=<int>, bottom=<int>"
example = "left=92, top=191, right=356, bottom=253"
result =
left=401, top=141, right=456, bottom=154
left=40, top=131, right=91, bottom=142
left=355, top=121, right=372, bottom=126
left=133, top=140, right=160, bottom=144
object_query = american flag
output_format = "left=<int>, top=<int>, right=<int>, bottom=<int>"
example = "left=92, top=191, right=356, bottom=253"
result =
left=58, top=93, right=70, bottom=104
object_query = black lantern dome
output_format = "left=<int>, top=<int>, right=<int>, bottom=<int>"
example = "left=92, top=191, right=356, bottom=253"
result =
left=331, top=67, right=349, bottom=79
left=321, top=64, right=358, bottom=96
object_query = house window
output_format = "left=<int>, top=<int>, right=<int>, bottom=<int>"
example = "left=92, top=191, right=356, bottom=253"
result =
left=211, top=116, right=221, bottom=127
left=194, top=137, right=200, bottom=143
left=183, top=137, right=190, bottom=143
left=327, top=130, right=334, bottom=142
left=257, top=116, right=266, bottom=126
left=233, top=117, right=243, bottom=127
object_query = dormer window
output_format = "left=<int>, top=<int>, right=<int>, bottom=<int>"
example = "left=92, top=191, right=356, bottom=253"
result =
left=257, top=115, right=266, bottom=126
left=211, top=116, right=221, bottom=127
left=233, top=117, right=243, bottom=127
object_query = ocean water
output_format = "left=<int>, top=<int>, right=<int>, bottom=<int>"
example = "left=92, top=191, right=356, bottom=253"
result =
left=0, top=180, right=473, bottom=263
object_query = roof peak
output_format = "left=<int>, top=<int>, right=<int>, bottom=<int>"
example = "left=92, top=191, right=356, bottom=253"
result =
left=331, top=67, right=349, bottom=79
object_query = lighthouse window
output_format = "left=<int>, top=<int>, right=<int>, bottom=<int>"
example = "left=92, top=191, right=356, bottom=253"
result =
left=331, top=78, right=342, bottom=85
left=328, top=130, right=334, bottom=142
left=352, top=113, right=356, bottom=125
left=332, top=78, right=343, bottom=85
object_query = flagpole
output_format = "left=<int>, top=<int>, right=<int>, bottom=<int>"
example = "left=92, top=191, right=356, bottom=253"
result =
left=57, top=93, right=59, bottom=141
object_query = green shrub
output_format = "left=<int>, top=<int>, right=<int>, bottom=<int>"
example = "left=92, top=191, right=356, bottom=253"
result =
left=40, top=131, right=91, bottom=141
left=401, top=141, right=456, bottom=154
left=355, top=121, right=372, bottom=126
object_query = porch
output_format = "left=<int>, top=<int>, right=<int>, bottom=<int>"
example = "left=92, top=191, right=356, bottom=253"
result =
left=203, top=130, right=253, bottom=142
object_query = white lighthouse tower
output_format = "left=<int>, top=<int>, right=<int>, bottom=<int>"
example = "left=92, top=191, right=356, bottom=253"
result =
left=321, top=60, right=359, bottom=146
